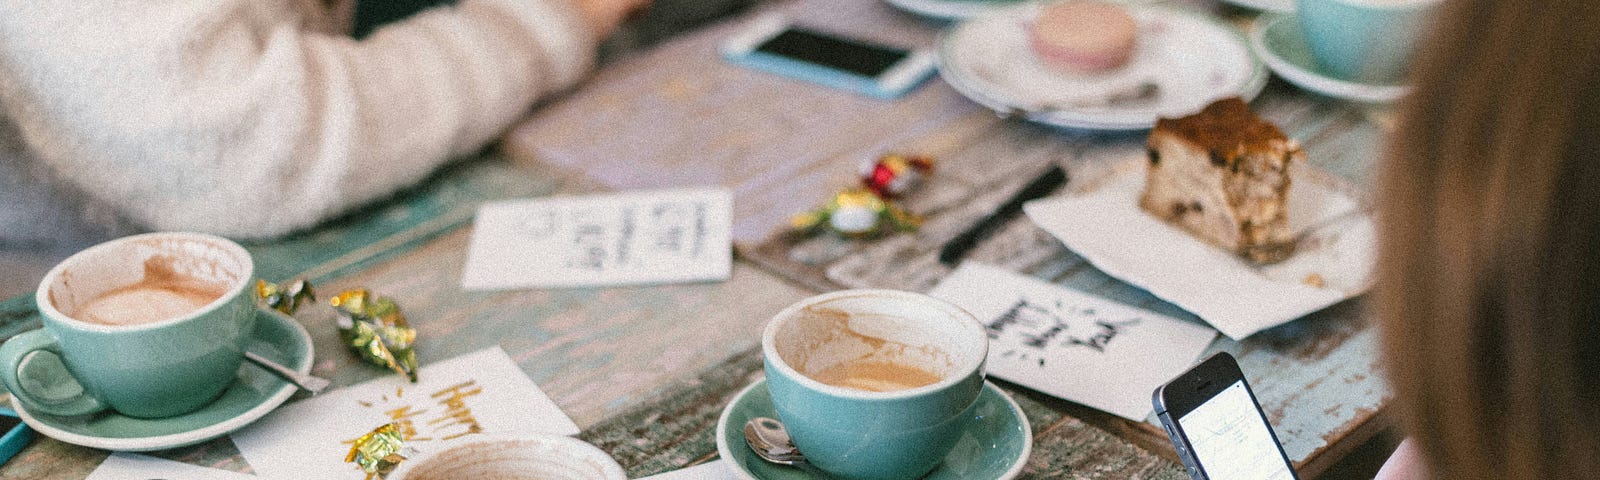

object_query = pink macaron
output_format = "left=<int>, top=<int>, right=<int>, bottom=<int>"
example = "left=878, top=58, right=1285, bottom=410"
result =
left=1029, top=1, right=1139, bottom=74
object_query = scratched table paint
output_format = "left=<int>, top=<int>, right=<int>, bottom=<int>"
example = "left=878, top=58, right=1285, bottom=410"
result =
left=512, top=0, right=1393, bottom=475
left=1, top=0, right=1392, bottom=478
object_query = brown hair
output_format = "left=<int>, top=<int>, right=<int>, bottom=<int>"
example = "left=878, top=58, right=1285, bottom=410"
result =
left=1376, top=0, right=1600, bottom=478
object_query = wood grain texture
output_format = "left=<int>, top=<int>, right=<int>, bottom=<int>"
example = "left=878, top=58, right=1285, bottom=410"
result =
left=507, top=0, right=988, bottom=244
left=740, top=80, right=1396, bottom=479
left=581, top=347, right=1188, bottom=479
left=0, top=156, right=563, bottom=480
left=1, top=0, right=1403, bottom=477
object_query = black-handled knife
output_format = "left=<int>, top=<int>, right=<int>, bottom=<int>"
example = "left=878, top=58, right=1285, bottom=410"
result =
left=937, top=165, right=1068, bottom=266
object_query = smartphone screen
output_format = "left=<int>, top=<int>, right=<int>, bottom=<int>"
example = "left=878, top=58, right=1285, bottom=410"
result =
left=1178, top=380, right=1295, bottom=480
left=753, top=28, right=910, bottom=78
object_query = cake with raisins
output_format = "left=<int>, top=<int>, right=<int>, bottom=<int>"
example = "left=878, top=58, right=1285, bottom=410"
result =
left=1139, top=97, right=1302, bottom=263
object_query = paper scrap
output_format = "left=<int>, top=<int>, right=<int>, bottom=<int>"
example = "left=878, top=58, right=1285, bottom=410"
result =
left=87, top=453, right=256, bottom=480
left=1022, top=162, right=1373, bottom=339
left=638, top=460, right=740, bottom=480
left=231, top=347, right=578, bottom=479
left=929, top=263, right=1216, bottom=421
left=461, top=188, right=733, bottom=290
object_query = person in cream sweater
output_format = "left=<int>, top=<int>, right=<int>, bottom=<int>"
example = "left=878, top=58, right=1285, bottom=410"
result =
left=0, top=0, right=646, bottom=248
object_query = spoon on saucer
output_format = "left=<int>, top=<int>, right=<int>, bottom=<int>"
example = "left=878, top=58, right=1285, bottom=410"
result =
left=744, top=416, right=825, bottom=473
left=244, top=351, right=329, bottom=395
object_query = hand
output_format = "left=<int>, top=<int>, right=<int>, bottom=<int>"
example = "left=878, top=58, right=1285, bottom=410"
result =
left=571, top=0, right=651, bottom=40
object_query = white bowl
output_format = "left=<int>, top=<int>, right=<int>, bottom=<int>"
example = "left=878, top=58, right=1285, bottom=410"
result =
left=388, top=433, right=626, bottom=480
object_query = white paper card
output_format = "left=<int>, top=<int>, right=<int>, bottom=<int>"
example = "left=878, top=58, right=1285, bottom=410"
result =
left=929, top=263, right=1216, bottom=421
left=231, top=347, right=578, bottom=479
left=461, top=189, right=733, bottom=290
left=1022, top=162, right=1373, bottom=339
left=638, top=460, right=740, bottom=480
left=87, top=453, right=257, bottom=480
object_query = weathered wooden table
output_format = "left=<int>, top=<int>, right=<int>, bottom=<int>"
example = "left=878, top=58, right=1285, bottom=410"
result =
left=0, top=0, right=1394, bottom=478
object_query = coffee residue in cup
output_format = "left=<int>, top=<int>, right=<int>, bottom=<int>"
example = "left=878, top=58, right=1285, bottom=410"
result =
left=810, top=360, right=943, bottom=392
left=787, top=306, right=954, bottom=391
left=71, top=256, right=231, bottom=327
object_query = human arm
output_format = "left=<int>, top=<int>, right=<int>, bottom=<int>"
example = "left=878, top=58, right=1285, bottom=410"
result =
left=1374, top=439, right=1430, bottom=480
left=0, top=0, right=610, bottom=239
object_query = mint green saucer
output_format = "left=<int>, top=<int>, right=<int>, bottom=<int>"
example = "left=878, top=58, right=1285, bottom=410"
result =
left=11, top=309, right=312, bottom=451
left=715, top=379, right=1032, bottom=480
left=1251, top=14, right=1410, bottom=103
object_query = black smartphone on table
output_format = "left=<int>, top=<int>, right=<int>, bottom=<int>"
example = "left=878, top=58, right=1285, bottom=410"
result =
left=720, top=14, right=937, bottom=99
left=1153, top=352, right=1299, bottom=480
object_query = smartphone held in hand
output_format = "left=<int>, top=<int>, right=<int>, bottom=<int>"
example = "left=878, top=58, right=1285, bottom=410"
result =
left=1154, top=352, right=1299, bottom=480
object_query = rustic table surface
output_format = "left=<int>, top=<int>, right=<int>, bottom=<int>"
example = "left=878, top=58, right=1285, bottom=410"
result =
left=0, top=0, right=1397, bottom=478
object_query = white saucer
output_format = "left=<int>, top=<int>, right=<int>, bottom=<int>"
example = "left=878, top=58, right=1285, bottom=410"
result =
left=1223, top=0, right=1294, bottom=13
left=11, top=309, right=314, bottom=451
left=884, top=0, right=1024, bottom=20
left=883, top=0, right=1167, bottom=20
left=938, top=4, right=1268, bottom=130
left=1251, top=15, right=1410, bottom=103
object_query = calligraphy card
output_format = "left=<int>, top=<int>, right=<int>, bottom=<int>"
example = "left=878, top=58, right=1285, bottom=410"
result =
left=461, top=188, right=733, bottom=290
left=230, top=347, right=578, bottom=479
left=928, top=263, right=1217, bottom=421
left=638, top=460, right=740, bottom=480
left=87, top=453, right=257, bottom=480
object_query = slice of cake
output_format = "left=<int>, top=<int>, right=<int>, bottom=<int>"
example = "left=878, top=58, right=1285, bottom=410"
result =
left=1140, top=97, right=1302, bottom=264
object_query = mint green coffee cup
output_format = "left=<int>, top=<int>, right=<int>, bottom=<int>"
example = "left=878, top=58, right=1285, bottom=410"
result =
left=762, top=290, right=988, bottom=480
left=1295, top=0, right=1441, bottom=83
left=0, top=232, right=256, bottom=419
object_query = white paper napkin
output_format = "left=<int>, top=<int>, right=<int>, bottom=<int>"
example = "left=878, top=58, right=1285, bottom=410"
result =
left=1023, top=163, right=1373, bottom=339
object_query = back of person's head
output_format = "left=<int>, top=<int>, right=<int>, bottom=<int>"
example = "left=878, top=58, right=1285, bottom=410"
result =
left=1376, top=1, right=1600, bottom=478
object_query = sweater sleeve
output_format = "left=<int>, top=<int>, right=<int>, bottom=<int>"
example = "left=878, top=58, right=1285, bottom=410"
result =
left=0, top=0, right=596, bottom=239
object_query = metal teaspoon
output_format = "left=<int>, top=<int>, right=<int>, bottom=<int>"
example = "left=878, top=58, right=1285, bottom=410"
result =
left=244, top=351, right=330, bottom=395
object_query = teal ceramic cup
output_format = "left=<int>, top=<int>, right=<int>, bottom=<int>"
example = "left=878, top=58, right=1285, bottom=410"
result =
left=1295, top=0, right=1441, bottom=83
left=0, top=232, right=256, bottom=419
left=762, top=290, right=988, bottom=480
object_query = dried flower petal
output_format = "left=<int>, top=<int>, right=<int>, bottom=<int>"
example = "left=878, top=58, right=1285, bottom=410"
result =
left=860, top=154, right=934, bottom=198
left=256, top=279, right=315, bottom=315
left=333, top=290, right=419, bottom=382
left=791, top=189, right=922, bottom=237
left=346, top=423, right=406, bottom=479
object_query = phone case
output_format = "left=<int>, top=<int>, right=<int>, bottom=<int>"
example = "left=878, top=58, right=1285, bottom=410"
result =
left=720, top=15, right=937, bottom=100
left=0, top=407, right=31, bottom=466
left=723, top=49, right=933, bottom=100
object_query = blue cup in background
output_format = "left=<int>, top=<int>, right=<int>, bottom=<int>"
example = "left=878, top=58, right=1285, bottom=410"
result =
left=1295, top=0, right=1442, bottom=84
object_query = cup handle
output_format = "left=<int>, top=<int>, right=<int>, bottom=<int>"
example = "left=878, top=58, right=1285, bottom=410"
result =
left=0, top=330, right=107, bottom=417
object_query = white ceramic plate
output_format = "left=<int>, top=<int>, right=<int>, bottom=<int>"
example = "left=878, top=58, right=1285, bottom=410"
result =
left=1223, top=0, right=1294, bottom=13
left=388, top=433, right=626, bottom=480
left=1251, top=15, right=1409, bottom=103
left=884, top=0, right=1166, bottom=20
left=884, top=0, right=1024, bottom=20
left=938, top=4, right=1268, bottom=130
left=1023, top=160, right=1375, bottom=340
